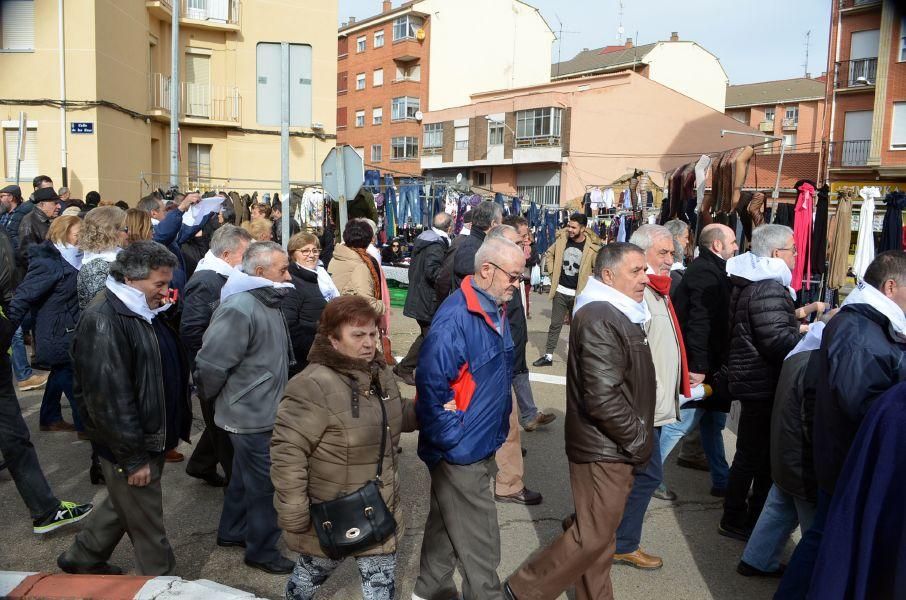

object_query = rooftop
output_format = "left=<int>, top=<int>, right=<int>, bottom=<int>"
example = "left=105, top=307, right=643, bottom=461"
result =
left=725, top=77, right=826, bottom=108
left=551, top=43, right=658, bottom=79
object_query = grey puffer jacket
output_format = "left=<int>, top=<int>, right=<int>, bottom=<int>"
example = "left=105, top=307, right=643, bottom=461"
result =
left=194, top=286, right=291, bottom=434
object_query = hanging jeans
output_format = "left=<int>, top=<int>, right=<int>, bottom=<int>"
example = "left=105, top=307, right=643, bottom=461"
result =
left=398, top=180, right=421, bottom=225
left=527, top=201, right=540, bottom=228
left=419, top=184, right=432, bottom=228
left=364, top=170, right=381, bottom=193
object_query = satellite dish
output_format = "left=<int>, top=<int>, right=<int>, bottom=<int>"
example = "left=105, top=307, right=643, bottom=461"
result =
left=415, top=110, right=424, bottom=122
left=416, top=28, right=426, bottom=41
left=456, top=173, right=463, bottom=183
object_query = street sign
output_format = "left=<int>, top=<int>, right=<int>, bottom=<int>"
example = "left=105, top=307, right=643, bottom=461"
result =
left=70, top=122, right=94, bottom=134
left=321, top=145, right=365, bottom=232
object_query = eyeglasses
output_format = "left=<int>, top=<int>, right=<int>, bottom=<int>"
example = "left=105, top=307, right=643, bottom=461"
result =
left=391, top=244, right=400, bottom=248
left=488, top=262, right=521, bottom=284
left=777, top=245, right=798, bottom=256
left=296, top=248, right=320, bottom=256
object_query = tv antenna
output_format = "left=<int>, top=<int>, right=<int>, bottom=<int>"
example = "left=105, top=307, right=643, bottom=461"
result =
left=617, top=0, right=625, bottom=42
left=553, top=13, right=580, bottom=77
left=802, top=30, right=811, bottom=77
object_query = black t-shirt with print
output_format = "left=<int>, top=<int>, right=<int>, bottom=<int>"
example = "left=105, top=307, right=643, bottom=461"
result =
left=558, top=237, right=584, bottom=290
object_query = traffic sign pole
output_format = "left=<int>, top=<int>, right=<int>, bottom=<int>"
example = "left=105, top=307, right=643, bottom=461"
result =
left=337, top=148, right=348, bottom=233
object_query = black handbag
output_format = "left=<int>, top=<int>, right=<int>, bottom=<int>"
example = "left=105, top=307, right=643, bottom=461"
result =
left=309, top=377, right=397, bottom=560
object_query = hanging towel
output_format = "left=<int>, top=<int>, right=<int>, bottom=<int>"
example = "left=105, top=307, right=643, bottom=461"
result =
left=878, top=191, right=906, bottom=253
left=853, top=186, right=880, bottom=280
left=791, top=182, right=815, bottom=291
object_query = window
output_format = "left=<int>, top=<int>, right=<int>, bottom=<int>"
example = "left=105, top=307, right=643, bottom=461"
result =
left=187, top=143, right=212, bottom=188
left=391, top=136, right=418, bottom=160
left=3, top=123, right=37, bottom=180
left=517, top=185, right=560, bottom=206
left=475, top=172, right=487, bottom=186
left=257, top=43, right=313, bottom=126
left=371, top=144, right=383, bottom=162
left=900, top=17, right=906, bottom=62
left=423, top=123, right=443, bottom=148
left=337, top=71, right=348, bottom=94
left=892, top=102, right=906, bottom=149
left=488, top=120, right=505, bottom=146
left=356, top=73, right=366, bottom=90
left=374, top=30, right=385, bottom=48
left=372, top=107, right=383, bottom=125
left=338, top=37, right=349, bottom=58
left=783, top=133, right=797, bottom=148
left=764, top=107, right=775, bottom=122
left=785, top=106, right=799, bottom=123
left=393, top=15, right=423, bottom=41
left=1, top=0, right=35, bottom=51
left=337, top=107, right=347, bottom=128
left=356, top=36, right=366, bottom=53
left=454, top=126, right=469, bottom=150
left=373, top=68, right=383, bottom=87
left=395, top=61, right=421, bottom=82
left=515, top=108, right=562, bottom=141
left=185, top=52, right=211, bottom=118
left=355, top=110, right=365, bottom=128
left=391, top=96, right=420, bottom=121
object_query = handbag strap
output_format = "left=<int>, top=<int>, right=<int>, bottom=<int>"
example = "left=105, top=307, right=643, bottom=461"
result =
left=345, top=375, right=389, bottom=481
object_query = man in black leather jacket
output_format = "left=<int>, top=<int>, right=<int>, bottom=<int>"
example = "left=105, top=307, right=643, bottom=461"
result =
left=59, top=241, right=191, bottom=576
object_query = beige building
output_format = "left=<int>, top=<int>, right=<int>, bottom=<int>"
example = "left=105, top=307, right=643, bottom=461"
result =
left=0, top=0, right=337, bottom=202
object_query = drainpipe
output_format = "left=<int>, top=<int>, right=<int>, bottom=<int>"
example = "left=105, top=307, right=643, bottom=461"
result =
left=169, top=0, right=180, bottom=188
left=58, top=0, right=67, bottom=187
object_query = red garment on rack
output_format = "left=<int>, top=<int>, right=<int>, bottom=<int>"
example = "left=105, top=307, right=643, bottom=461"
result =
left=792, top=182, right=815, bottom=291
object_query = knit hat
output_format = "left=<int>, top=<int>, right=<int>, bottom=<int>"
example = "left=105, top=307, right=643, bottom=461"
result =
left=33, top=187, right=60, bottom=204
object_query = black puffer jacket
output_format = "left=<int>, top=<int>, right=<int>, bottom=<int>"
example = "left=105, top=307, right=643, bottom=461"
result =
left=282, top=262, right=326, bottom=377
left=179, top=269, right=228, bottom=364
left=727, top=276, right=801, bottom=403
left=404, top=229, right=449, bottom=323
left=7, top=242, right=79, bottom=367
left=770, top=350, right=820, bottom=502
left=73, top=291, right=192, bottom=475
left=813, top=304, right=906, bottom=493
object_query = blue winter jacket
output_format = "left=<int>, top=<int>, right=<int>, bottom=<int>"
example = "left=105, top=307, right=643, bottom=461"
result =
left=152, top=208, right=210, bottom=293
left=416, top=276, right=514, bottom=469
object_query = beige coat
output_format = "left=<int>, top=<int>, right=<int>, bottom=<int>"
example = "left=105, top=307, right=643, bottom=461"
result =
left=328, top=243, right=386, bottom=315
left=543, top=228, right=602, bottom=299
left=644, top=286, right=682, bottom=427
left=270, top=334, right=417, bottom=557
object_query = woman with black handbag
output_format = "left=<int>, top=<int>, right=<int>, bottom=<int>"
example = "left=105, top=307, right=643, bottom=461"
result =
left=271, top=295, right=416, bottom=600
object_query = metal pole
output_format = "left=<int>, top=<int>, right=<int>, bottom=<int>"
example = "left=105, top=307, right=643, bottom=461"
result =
left=169, top=0, right=180, bottom=188
left=280, top=42, right=290, bottom=250
left=774, top=141, right=787, bottom=200
left=337, top=147, right=348, bottom=233
left=58, top=0, right=67, bottom=187
left=14, top=112, right=26, bottom=187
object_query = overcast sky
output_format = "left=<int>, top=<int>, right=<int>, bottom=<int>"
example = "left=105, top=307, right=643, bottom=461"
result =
left=338, top=0, right=831, bottom=85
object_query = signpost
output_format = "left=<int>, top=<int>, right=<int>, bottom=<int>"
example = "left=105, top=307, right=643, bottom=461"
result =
left=321, top=145, right=364, bottom=232
left=70, top=122, right=94, bottom=134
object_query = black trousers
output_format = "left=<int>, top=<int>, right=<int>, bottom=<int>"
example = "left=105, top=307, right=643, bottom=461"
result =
left=396, top=320, right=430, bottom=376
left=722, top=401, right=773, bottom=529
left=186, top=396, right=233, bottom=481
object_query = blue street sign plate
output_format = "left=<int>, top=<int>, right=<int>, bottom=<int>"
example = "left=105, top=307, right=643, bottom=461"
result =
left=70, top=122, right=94, bottom=134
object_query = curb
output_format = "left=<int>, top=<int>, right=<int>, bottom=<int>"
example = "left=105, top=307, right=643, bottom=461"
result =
left=0, top=571, right=265, bottom=599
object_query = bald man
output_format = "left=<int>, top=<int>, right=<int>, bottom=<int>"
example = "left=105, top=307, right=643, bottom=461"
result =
left=659, top=224, right=737, bottom=498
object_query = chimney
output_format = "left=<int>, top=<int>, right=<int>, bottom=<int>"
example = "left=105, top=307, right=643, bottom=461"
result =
left=670, top=31, right=679, bottom=42
left=382, top=0, right=392, bottom=13
left=348, top=16, right=356, bottom=24
left=625, top=37, right=633, bottom=49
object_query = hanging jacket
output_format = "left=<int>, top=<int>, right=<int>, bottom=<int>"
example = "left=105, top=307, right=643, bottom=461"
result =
left=827, top=188, right=855, bottom=289
left=878, top=191, right=906, bottom=253
left=853, top=186, right=880, bottom=280
left=810, top=185, right=830, bottom=274
left=791, top=182, right=814, bottom=291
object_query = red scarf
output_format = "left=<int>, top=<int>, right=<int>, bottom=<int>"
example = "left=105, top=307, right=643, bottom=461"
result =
left=646, top=274, right=691, bottom=398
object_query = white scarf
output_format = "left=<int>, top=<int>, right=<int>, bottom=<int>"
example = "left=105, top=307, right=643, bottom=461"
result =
left=194, top=250, right=236, bottom=279
left=299, top=263, right=340, bottom=302
left=787, top=321, right=826, bottom=359
left=151, top=218, right=160, bottom=227
left=842, top=280, right=906, bottom=343
left=573, top=276, right=651, bottom=325
left=220, top=269, right=295, bottom=302
left=105, top=276, right=171, bottom=323
left=54, top=243, right=83, bottom=271
left=82, top=248, right=121, bottom=264
left=726, top=252, right=796, bottom=299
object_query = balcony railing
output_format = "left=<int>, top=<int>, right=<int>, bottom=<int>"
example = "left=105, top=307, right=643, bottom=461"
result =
left=828, top=139, right=871, bottom=167
left=782, top=118, right=798, bottom=130
left=422, top=147, right=442, bottom=156
left=835, top=58, right=878, bottom=89
left=182, top=0, right=240, bottom=26
left=515, top=136, right=561, bottom=148
left=840, top=0, right=881, bottom=9
left=149, top=73, right=241, bottom=124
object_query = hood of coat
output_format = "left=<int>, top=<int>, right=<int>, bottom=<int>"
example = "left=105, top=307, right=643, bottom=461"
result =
left=414, top=228, right=446, bottom=250
left=727, top=252, right=795, bottom=298
left=307, top=332, right=387, bottom=378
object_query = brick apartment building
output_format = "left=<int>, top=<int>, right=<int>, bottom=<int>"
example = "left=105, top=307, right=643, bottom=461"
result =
left=824, top=0, right=906, bottom=190
left=336, top=0, right=554, bottom=177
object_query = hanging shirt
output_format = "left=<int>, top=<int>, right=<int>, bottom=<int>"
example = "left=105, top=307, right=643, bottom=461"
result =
left=853, top=186, right=880, bottom=280
left=558, top=237, right=584, bottom=292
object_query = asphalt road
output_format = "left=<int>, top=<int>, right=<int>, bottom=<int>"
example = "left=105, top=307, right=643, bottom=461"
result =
left=0, top=292, right=790, bottom=599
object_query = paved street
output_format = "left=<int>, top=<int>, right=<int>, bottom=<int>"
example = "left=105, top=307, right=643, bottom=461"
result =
left=0, top=292, right=788, bottom=600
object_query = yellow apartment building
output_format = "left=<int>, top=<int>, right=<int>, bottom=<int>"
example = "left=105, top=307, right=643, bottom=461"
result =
left=0, top=0, right=337, bottom=202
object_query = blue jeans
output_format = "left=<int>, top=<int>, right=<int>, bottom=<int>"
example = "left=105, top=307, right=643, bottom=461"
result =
left=40, top=364, right=82, bottom=429
left=512, top=372, right=537, bottom=427
left=773, top=489, right=831, bottom=599
left=219, top=431, right=283, bottom=564
left=11, top=326, right=32, bottom=382
left=398, top=180, right=420, bottom=225
left=616, top=428, right=662, bottom=554
left=0, top=349, right=60, bottom=520
left=364, top=170, right=381, bottom=192
left=741, top=485, right=816, bottom=572
left=660, top=407, right=730, bottom=489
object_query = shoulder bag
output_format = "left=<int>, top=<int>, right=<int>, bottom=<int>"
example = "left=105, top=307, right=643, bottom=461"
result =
left=309, top=377, right=397, bottom=559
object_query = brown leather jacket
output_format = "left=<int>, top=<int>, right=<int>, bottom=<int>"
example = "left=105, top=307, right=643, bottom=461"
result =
left=565, top=300, right=656, bottom=465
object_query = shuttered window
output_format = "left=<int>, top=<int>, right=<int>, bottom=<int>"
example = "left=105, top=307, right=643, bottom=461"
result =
left=892, top=102, right=906, bottom=149
left=4, top=126, right=38, bottom=180
left=1, top=0, right=35, bottom=51
left=185, top=53, right=211, bottom=118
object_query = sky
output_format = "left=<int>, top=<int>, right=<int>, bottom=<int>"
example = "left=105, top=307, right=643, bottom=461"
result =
left=338, top=0, right=832, bottom=85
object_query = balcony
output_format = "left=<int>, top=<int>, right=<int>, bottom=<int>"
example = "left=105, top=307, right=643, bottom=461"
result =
left=759, top=120, right=774, bottom=132
left=834, top=58, right=878, bottom=90
left=782, top=118, right=798, bottom=130
left=422, top=147, right=442, bottom=156
left=515, top=136, right=561, bottom=148
left=828, top=139, right=871, bottom=168
left=145, top=0, right=241, bottom=31
left=149, top=73, right=241, bottom=126
left=840, top=0, right=881, bottom=11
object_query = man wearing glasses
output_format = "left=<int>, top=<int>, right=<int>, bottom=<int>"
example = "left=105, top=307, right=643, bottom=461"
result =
left=414, top=236, right=525, bottom=600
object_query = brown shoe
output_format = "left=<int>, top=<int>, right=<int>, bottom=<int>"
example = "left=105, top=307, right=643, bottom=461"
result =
left=523, top=411, right=557, bottom=432
left=165, top=449, right=185, bottom=463
left=40, top=421, right=76, bottom=432
left=494, top=487, right=542, bottom=505
left=613, top=548, right=663, bottom=570
left=18, top=373, right=48, bottom=392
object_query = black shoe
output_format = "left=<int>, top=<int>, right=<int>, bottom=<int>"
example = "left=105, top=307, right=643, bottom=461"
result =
left=57, top=554, right=123, bottom=575
left=718, top=521, right=752, bottom=542
left=89, top=462, right=105, bottom=485
left=710, top=486, right=728, bottom=498
left=495, top=487, right=542, bottom=505
left=676, top=457, right=710, bottom=472
left=186, top=468, right=228, bottom=487
left=652, top=483, right=677, bottom=502
left=521, top=447, right=527, bottom=457
left=244, top=557, right=294, bottom=574
left=532, top=356, right=553, bottom=367
left=217, top=537, right=247, bottom=548
left=33, top=501, right=93, bottom=534
left=737, top=560, right=785, bottom=578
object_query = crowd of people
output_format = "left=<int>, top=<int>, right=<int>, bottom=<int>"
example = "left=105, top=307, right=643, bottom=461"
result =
left=0, top=180, right=903, bottom=600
